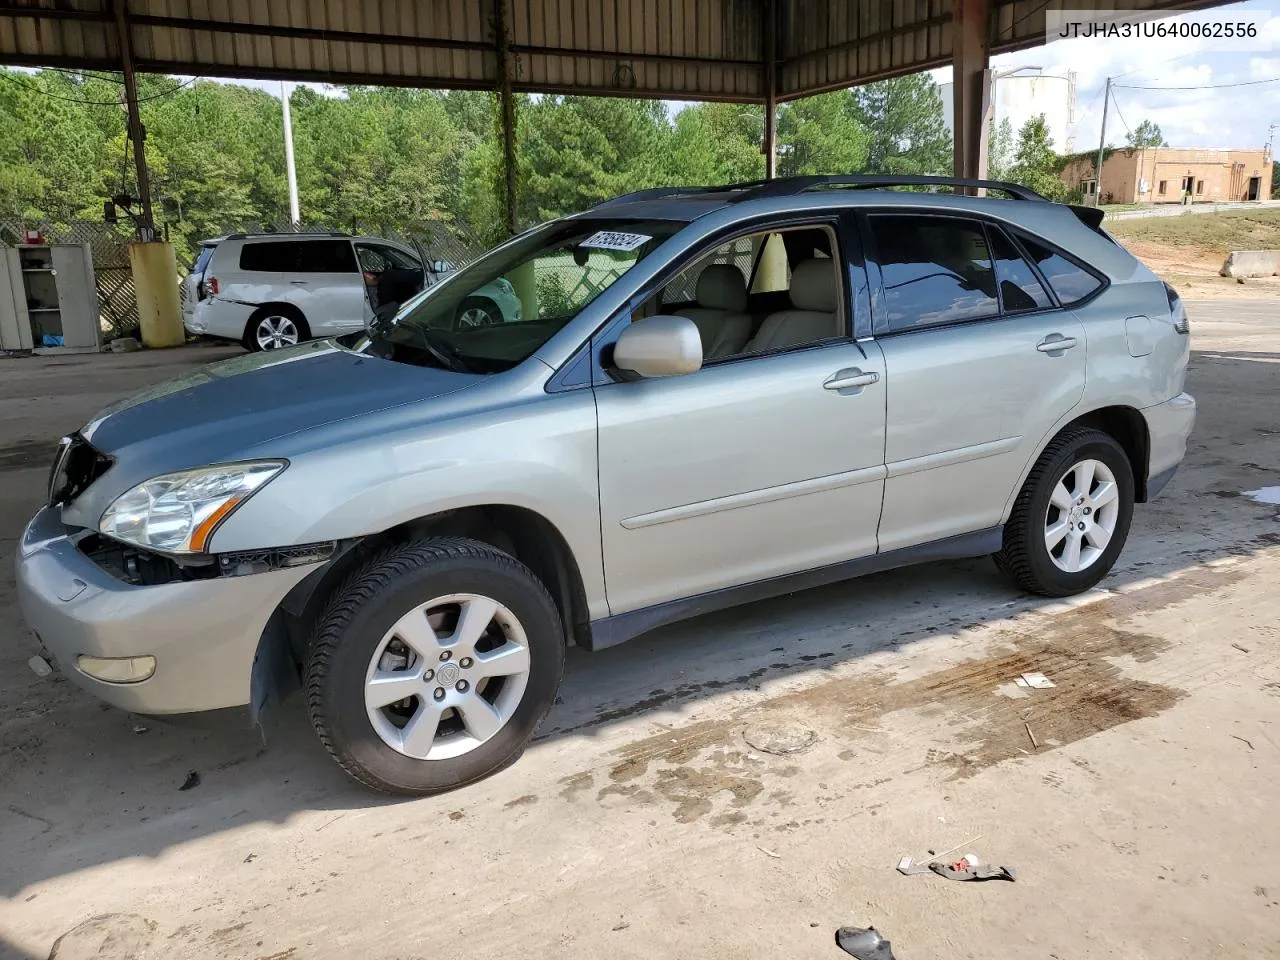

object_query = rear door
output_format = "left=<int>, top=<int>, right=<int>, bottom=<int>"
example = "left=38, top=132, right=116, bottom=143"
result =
left=288, top=239, right=366, bottom=335
left=863, top=212, right=1088, bottom=551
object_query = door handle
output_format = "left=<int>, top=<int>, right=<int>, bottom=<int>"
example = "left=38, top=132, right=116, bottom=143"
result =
left=824, top=369, right=879, bottom=391
left=290, top=280, right=309, bottom=285
left=1036, top=334, right=1078, bottom=353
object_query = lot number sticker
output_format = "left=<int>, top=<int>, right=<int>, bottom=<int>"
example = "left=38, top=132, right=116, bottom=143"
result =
left=580, top=231, right=652, bottom=252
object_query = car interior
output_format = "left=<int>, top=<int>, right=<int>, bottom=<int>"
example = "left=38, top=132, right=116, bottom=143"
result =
left=652, top=226, right=844, bottom=361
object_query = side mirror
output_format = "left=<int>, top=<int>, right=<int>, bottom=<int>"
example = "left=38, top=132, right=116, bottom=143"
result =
left=612, top=315, right=703, bottom=379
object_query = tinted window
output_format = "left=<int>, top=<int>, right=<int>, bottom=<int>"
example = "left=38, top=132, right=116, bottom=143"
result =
left=238, top=241, right=297, bottom=272
left=238, top=239, right=357, bottom=273
left=356, top=244, right=420, bottom=273
left=296, top=239, right=357, bottom=273
left=193, top=244, right=217, bottom=275
left=1017, top=234, right=1103, bottom=304
left=870, top=215, right=998, bottom=332
left=989, top=228, right=1053, bottom=312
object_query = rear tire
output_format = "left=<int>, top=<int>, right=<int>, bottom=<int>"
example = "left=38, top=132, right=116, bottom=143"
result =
left=244, top=306, right=310, bottom=351
left=306, top=537, right=564, bottom=796
left=454, top=297, right=502, bottom=329
left=994, top=428, right=1135, bottom=597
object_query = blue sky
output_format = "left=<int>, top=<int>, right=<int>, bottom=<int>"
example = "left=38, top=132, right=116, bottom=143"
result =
left=932, top=0, right=1279, bottom=151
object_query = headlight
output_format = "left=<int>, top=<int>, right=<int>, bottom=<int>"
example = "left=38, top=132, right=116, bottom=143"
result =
left=100, top=461, right=286, bottom=555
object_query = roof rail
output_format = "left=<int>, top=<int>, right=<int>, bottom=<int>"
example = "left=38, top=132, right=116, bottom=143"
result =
left=593, top=180, right=774, bottom=209
left=731, top=175, right=1048, bottom=202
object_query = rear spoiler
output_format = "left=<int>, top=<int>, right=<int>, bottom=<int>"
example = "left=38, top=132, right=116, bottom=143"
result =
left=1067, top=204, right=1105, bottom=231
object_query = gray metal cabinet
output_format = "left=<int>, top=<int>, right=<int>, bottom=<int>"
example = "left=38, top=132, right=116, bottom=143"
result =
left=0, top=244, right=100, bottom=351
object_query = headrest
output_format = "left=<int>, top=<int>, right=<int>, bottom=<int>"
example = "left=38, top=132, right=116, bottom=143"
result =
left=789, top=259, right=838, bottom=313
left=695, top=264, right=748, bottom=312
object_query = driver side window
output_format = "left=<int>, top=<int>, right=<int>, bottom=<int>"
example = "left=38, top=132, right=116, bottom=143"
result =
left=636, top=223, right=846, bottom=363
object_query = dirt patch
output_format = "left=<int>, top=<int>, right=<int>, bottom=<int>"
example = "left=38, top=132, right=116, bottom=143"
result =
left=1110, top=221, right=1280, bottom=299
left=572, top=563, right=1247, bottom=823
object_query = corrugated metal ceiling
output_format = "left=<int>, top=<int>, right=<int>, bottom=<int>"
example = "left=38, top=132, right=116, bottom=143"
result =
left=0, top=0, right=1235, bottom=101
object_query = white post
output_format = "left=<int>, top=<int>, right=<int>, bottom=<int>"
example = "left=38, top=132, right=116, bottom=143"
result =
left=281, top=81, right=301, bottom=227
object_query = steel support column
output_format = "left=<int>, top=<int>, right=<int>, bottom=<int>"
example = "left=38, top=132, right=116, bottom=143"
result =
left=950, top=0, right=992, bottom=183
left=763, top=0, right=777, bottom=179
left=113, top=1, right=155, bottom=238
left=494, top=0, right=518, bottom=236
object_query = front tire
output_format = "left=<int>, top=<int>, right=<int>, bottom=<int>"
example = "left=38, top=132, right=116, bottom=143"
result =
left=994, top=427, right=1135, bottom=597
left=306, top=538, right=564, bottom=796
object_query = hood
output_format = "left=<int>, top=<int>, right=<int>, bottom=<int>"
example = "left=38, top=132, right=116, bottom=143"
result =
left=81, top=341, right=477, bottom=462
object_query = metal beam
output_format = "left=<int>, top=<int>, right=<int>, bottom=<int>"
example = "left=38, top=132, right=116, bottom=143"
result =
left=763, top=0, right=777, bottom=179
left=495, top=0, right=518, bottom=237
left=951, top=0, right=992, bottom=183
left=113, top=1, right=155, bottom=238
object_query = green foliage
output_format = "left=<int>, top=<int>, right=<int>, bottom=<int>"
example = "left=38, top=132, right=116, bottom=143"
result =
left=851, top=74, right=952, bottom=175
left=1009, top=114, right=1070, bottom=202
left=777, top=93, right=868, bottom=176
left=1126, top=120, right=1167, bottom=149
left=1, top=67, right=957, bottom=256
left=986, top=117, right=1015, bottom=181
left=535, top=269, right=573, bottom=318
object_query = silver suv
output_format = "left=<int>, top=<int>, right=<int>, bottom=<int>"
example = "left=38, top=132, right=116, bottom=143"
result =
left=17, top=176, right=1195, bottom=795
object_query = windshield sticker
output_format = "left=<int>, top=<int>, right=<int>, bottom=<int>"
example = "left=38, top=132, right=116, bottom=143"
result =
left=579, top=231, right=652, bottom=252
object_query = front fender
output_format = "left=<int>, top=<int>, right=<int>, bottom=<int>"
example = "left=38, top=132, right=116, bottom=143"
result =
left=210, top=387, right=607, bottom=618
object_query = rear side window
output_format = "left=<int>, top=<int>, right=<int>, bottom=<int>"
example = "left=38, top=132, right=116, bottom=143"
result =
left=238, top=240, right=357, bottom=273
left=989, top=228, right=1052, bottom=312
left=1016, top=234, right=1104, bottom=304
left=869, top=215, right=998, bottom=332
left=193, top=244, right=217, bottom=275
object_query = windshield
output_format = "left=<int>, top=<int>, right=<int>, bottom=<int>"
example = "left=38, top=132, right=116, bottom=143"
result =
left=359, top=218, right=682, bottom=373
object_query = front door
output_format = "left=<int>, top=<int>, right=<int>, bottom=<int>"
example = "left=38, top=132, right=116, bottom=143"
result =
left=593, top=222, right=888, bottom=615
left=863, top=213, right=1088, bottom=552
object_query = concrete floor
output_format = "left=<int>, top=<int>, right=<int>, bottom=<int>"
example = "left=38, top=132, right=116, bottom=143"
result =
left=1, top=303, right=1278, bottom=960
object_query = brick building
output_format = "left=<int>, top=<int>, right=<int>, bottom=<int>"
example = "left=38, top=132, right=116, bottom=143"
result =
left=1060, top=147, right=1272, bottom=205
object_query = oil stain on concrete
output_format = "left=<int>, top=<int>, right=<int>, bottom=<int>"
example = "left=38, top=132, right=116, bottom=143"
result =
left=564, top=563, right=1249, bottom=825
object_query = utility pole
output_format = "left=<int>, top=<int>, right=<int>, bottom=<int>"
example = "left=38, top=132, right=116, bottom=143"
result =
left=280, top=81, right=301, bottom=227
left=113, top=2, right=154, bottom=239
left=1093, top=76, right=1111, bottom=208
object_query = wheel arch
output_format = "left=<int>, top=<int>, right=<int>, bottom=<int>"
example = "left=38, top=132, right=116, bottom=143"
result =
left=1002, top=403, right=1152, bottom=524
left=256, top=503, right=592, bottom=706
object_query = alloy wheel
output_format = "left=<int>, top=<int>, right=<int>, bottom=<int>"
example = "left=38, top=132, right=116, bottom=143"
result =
left=1044, top=458, right=1120, bottom=573
left=363, top=593, right=531, bottom=761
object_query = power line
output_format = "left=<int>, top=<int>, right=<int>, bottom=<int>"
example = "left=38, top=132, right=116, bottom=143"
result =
left=0, top=71, right=200, bottom=105
left=1109, top=89, right=1134, bottom=140
left=1115, top=76, right=1279, bottom=91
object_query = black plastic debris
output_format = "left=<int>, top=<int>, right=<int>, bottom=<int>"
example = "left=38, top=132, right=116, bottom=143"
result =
left=835, top=926, right=896, bottom=960
left=178, top=770, right=201, bottom=791
left=929, top=859, right=1016, bottom=882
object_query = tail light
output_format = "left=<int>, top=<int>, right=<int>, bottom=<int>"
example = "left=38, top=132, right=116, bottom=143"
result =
left=1164, top=282, right=1189, bottom=335
left=206, top=276, right=220, bottom=296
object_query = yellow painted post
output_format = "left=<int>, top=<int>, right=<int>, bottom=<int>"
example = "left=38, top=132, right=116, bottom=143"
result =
left=128, top=242, right=185, bottom=348
left=507, top=260, right=538, bottom=323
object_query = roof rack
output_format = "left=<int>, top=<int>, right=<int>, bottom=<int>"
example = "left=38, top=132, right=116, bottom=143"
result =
left=223, top=231, right=352, bottom=240
left=732, top=175, right=1047, bottom=202
left=593, top=180, right=774, bottom=209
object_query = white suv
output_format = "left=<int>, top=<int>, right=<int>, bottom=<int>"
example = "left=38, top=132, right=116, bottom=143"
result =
left=183, top=233, right=523, bottom=350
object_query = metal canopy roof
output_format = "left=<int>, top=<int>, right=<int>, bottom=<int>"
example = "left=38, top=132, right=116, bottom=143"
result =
left=0, top=0, right=1230, bottom=103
